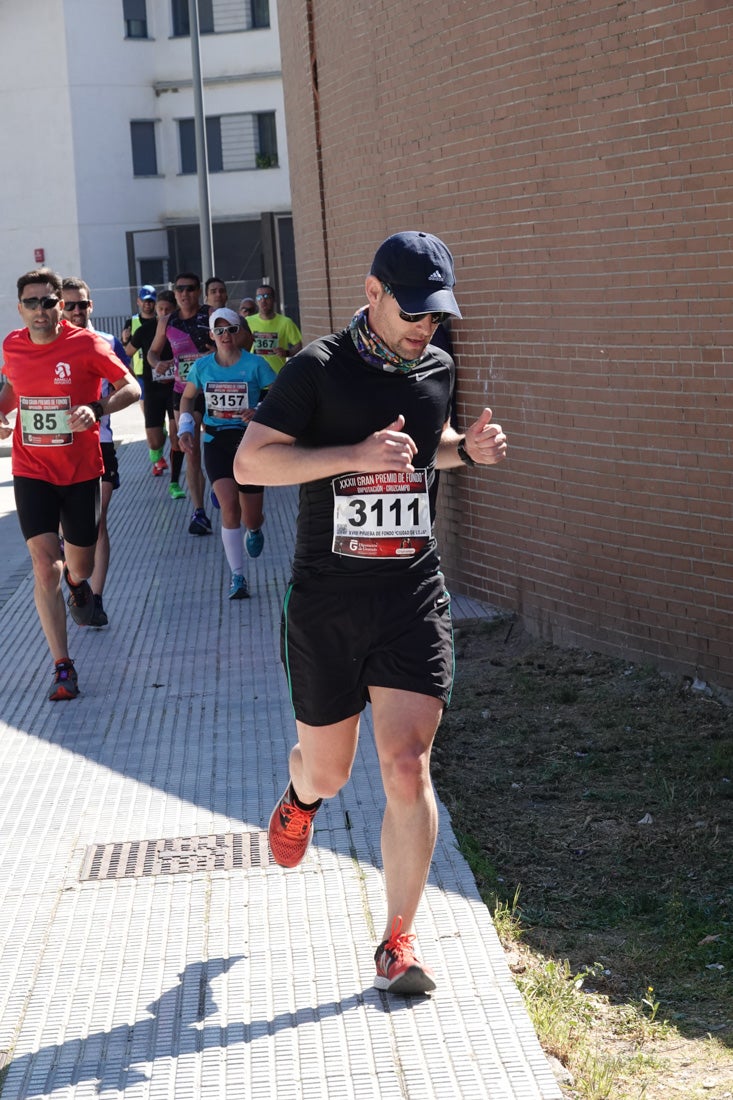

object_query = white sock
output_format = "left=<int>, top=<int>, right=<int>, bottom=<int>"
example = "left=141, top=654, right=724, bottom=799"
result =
left=221, top=526, right=244, bottom=573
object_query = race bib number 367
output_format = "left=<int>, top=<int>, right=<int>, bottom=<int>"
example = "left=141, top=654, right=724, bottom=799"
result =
left=332, top=469, right=431, bottom=559
left=20, top=395, right=73, bottom=446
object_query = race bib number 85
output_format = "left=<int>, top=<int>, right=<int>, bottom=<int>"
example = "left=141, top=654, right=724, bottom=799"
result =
left=20, top=396, right=73, bottom=447
left=332, top=469, right=431, bottom=558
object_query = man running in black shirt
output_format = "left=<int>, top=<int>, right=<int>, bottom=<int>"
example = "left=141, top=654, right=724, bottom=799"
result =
left=235, top=232, right=507, bottom=994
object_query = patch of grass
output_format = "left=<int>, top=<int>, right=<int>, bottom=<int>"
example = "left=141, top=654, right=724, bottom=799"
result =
left=433, top=616, right=733, bottom=1098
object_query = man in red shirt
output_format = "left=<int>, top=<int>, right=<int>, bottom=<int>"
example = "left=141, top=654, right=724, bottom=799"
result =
left=0, top=267, right=140, bottom=700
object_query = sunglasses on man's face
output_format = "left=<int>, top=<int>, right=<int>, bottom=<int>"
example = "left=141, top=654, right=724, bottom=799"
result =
left=255, top=292, right=273, bottom=300
left=381, top=283, right=450, bottom=325
left=20, top=296, right=60, bottom=311
left=212, top=325, right=240, bottom=336
left=175, top=284, right=199, bottom=293
left=63, top=300, right=91, bottom=311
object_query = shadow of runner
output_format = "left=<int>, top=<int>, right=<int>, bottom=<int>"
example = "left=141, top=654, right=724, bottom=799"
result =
left=2, top=955, right=424, bottom=1098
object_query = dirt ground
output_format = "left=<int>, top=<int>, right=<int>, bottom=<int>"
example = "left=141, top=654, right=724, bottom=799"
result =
left=432, top=615, right=733, bottom=1099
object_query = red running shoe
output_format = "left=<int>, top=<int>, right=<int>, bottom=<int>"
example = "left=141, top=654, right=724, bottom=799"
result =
left=152, top=457, right=167, bottom=476
left=268, top=784, right=321, bottom=867
left=374, top=916, right=436, bottom=994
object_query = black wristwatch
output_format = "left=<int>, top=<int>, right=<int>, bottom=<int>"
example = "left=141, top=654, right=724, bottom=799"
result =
left=90, top=401, right=104, bottom=421
left=457, top=440, right=475, bottom=467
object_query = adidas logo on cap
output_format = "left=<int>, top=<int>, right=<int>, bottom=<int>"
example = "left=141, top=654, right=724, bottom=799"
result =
left=428, top=270, right=444, bottom=282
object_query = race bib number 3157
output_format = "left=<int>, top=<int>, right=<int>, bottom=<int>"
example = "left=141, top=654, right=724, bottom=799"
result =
left=20, top=395, right=73, bottom=446
left=332, top=469, right=431, bottom=559
left=204, top=380, right=248, bottom=418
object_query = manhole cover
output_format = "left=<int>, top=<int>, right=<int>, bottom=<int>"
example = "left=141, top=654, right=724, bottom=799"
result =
left=80, top=830, right=270, bottom=881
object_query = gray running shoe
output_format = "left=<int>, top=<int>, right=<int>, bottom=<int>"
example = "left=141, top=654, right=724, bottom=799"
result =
left=89, top=594, right=109, bottom=627
left=49, top=659, right=79, bottom=701
left=188, top=508, right=212, bottom=535
left=64, top=566, right=95, bottom=626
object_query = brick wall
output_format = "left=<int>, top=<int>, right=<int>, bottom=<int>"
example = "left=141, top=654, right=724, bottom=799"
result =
left=279, top=0, right=733, bottom=689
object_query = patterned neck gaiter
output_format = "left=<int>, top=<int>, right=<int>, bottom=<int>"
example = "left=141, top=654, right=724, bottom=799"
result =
left=348, top=306, right=424, bottom=374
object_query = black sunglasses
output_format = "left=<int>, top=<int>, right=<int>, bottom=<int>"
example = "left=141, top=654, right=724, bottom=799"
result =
left=212, top=325, right=240, bottom=336
left=20, top=296, right=60, bottom=310
left=255, top=292, right=273, bottom=300
left=63, top=300, right=91, bottom=311
left=175, top=283, right=199, bottom=292
left=381, top=283, right=450, bottom=325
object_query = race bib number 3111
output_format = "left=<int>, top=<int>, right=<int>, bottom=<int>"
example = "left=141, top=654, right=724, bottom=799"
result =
left=332, top=469, right=431, bottom=558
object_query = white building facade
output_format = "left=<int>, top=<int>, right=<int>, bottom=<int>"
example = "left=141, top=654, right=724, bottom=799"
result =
left=0, top=0, right=294, bottom=335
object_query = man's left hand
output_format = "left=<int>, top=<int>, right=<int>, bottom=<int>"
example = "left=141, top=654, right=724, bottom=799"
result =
left=69, top=405, right=98, bottom=432
left=463, top=407, right=507, bottom=465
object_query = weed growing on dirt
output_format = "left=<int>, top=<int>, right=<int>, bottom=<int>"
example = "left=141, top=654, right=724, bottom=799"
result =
left=432, top=616, right=733, bottom=1099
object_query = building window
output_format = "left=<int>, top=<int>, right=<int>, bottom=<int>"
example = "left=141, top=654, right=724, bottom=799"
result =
left=178, top=112, right=278, bottom=173
left=124, top=0, right=148, bottom=37
left=178, top=117, right=222, bottom=174
left=256, top=112, right=277, bottom=168
left=172, top=0, right=268, bottom=35
left=130, top=121, right=158, bottom=176
left=250, top=0, right=270, bottom=28
left=171, top=0, right=214, bottom=36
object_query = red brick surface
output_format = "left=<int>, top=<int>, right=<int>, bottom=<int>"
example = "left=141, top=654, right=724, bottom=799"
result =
left=279, top=1, right=733, bottom=689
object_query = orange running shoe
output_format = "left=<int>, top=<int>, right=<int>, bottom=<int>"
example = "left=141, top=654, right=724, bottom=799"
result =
left=374, top=916, right=436, bottom=994
left=268, top=784, right=321, bottom=867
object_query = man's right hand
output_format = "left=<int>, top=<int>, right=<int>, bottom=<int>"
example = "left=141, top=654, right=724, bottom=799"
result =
left=353, top=415, right=417, bottom=472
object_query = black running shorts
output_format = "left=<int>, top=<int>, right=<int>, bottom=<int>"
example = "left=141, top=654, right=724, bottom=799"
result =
left=100, top=442, right=120, bottom=489
left=14, top=476, right=100, bottom=546
left=173, top=390, right=205, bottom=416
left=203, top=430, right=263, bottom=494
left=280, top=572, right=454, bottom=727
left=143, top=383, right=175, bottom=430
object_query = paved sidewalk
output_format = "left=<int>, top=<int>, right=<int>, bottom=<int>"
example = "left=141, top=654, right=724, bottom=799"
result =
left=0, top=407, right=562, bottom=1099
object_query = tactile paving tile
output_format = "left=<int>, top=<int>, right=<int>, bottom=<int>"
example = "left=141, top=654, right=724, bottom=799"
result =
left=0, top=413, right=561, bottom=1099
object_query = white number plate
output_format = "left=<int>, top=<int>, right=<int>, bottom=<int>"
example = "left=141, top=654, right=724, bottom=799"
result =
left=331, top=469, right=431, bottom=558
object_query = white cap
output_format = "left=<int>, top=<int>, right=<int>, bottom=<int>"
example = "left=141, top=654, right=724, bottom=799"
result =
left=209, top=307, right=241, bottom=330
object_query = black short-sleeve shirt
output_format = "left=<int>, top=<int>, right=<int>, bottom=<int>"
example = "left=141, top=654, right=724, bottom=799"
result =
left=253, top=329, right=455, bottom=579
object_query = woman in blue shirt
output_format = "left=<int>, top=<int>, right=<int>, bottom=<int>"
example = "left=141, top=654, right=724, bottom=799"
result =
left=178, top=308, right=277, bottom=599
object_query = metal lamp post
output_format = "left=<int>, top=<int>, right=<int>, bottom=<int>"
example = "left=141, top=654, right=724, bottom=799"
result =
left=188, top=0, right=214, bottom=280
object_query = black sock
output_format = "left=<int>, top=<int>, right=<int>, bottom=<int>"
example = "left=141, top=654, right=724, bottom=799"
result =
left=171, top=449, right=184, bottom=483
left=289, top=783, right=322, bottom=812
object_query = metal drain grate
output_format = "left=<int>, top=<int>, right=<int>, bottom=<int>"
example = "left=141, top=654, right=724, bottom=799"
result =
left=80, top=830, right=270, bottom=881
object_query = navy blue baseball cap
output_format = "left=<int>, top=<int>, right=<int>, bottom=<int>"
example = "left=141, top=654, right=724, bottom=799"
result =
left=138, top=284, right=157, bottom=300
left=370, top=231, right=461, bottom=318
